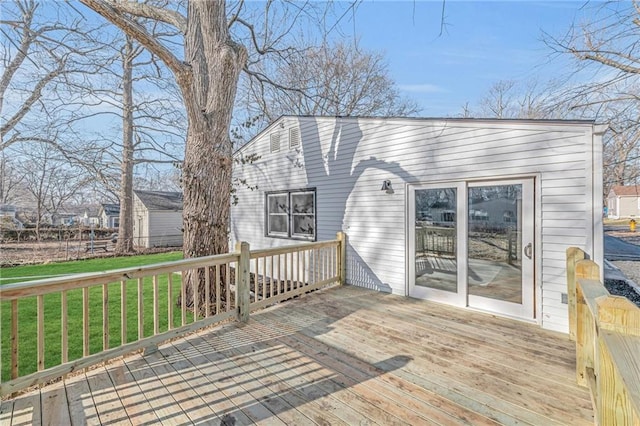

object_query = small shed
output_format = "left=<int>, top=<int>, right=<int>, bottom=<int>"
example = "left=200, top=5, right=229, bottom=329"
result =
left=99, top=203, right=120, bottom=228
left=231, top=116, right=606, bottom=333
left=607, top=185, right=640, bottom=218
left=133, top=190, right=183, bottom=248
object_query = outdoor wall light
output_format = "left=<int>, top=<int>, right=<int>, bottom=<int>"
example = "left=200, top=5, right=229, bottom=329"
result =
left=381, top=179, right=393, bottom=194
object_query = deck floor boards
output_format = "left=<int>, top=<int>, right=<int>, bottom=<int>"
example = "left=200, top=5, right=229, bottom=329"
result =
left=3, top=285, right=593, bottom=425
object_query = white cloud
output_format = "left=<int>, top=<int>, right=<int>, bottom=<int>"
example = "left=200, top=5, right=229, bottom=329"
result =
left=399, top=83, right=447, bottom=94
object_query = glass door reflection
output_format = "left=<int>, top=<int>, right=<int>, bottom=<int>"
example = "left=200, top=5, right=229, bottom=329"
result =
left=467, top=184, right=523, bottom=303
left=414, top=188, right=457, bottom=293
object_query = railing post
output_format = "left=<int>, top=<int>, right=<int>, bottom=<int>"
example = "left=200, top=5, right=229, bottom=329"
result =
left=236, top=241, right=250, bottom=322
left=595, top=295, right=640, bottom=424
left=597, top=295, right=640, bottom=336
left=576, top=259, right=600, bottom=282
left=11, top=300, right=18, bottom=380
left=337, top=232, right=347, bottom=285
left=575, top=259, right=600, bottom=387
left=566, top=247, right=585, bottom=341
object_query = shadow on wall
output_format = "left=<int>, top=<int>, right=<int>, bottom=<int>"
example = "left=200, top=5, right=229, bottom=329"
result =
left=299, top=118, right=419, bottom=227
left=302, top=119, right=401, bottom=206
left=298, top=118, right=418, bottom=291
left=346, top=240, right=393, bottom=293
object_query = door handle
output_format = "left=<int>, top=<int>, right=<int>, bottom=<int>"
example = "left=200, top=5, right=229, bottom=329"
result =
left=524, top=243, right=532, bottom=259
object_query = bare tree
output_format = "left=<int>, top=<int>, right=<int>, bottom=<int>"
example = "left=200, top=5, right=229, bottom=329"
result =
left=0, top=0, right=106, bottom=151
left=0, top=151, right=25, bottom=204
left=40, top=25, right=186, bottom=255
left=238, top=39, right=419, bottom=132
left=551, top=2, right=640, bottom=90
left=473, top=79, right=556, bottom=120
left=19, top=143, right=89, bottom=239
left=477, top=80, right=518, bottom=119
left=599, top=106, right=640, bottom=192
left=2, top=0, right=182, bottom=252
left=118, top=35, right=136, bottom=253
left=78, top=0, right=243, bottom=268
left=546, top=1, right=640, bottom=189
left=114, top=34, right=184, bottom=254
left=76, top=0, right=346, bottom=310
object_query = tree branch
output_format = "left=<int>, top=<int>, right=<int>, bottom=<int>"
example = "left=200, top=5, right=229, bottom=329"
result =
left=78, top=0, right=189, bottom=80
left=106, top=1, right=187, bottom=33
left=1, top=59, right=66, bottom=139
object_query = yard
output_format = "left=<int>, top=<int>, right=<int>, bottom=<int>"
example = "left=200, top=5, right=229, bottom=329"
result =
left=0, top=239, right=179, bottom=267
left=0, top=252, right=184, bottom=382
left=2, top=224, right=639, bottom=387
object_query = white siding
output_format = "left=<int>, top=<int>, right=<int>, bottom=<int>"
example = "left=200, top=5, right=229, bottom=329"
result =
left=231, top=116, right=602, bottom=332
left=132, top=193, right=182, bottom=248
left=147, top=210, right=183, bottom=247
left=618, top=196, right=640, bottom=217
left=133, top=195, right=149, bottom=248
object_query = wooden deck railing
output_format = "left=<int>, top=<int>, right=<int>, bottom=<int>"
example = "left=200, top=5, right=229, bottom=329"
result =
left=416, top=225, right=455, bottom=255
left=0, top=233, right=346, bottom=396
left=566, top=247, right=640, bottom=424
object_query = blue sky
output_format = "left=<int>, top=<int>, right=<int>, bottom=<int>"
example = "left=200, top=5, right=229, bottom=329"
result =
left=348, top=1, right=595, bottom=116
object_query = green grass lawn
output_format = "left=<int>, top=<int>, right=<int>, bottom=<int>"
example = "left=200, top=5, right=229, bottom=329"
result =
left=1, top=252, right=188, bottom=382
left=0, top=251, right=183, bottom=285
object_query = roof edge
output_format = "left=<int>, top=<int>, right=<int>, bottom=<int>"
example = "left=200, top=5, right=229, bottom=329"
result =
left=234, top=115, right=602, bottom=156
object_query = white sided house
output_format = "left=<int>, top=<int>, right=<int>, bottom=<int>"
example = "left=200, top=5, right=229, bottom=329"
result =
left=231, top=116, right=606, bottom=333
left=133, top=190, right=183, bottom=248
left=99, top=203, right=120, bottom=228
left=606, top=185, right=640, bottom=218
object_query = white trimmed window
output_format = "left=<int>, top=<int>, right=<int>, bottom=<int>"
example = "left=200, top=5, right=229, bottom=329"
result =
left=266, top=189, right=316, bottom=240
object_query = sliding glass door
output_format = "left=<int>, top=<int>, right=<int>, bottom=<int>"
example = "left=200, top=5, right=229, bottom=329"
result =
left=409, top=182, right=466, bottom=306
left=466, top=180, right=534, bottom=318
left=409, top=179, right=535, bottom=319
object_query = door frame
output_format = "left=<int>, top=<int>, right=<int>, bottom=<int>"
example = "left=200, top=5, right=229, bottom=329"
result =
left=406, top=175, right=541, bottom=323
left=466, top=178, right=535, bottom=320
left=407, top=181, right=467, bottom=307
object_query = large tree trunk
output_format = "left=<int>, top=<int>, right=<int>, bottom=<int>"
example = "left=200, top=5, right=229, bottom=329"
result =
left=180, top=2, right=246, bottom=313
left=77, top=0, right=247, bottom=314
left=115, top=36, right=135, bottom=254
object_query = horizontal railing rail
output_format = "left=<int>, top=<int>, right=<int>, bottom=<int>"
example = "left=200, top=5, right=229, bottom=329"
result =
left=0, top=233, right=346, bottom=396
left=566, top=247, right=640, bottom=425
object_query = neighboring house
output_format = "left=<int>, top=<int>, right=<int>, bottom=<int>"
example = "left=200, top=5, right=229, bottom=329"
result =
left=81, top=209, right=101, bottom=227
left=51, top=212, right=77, bottom=227
left=607, top=185, right=640, bottom=218
left=231, top=116, right=606, bottom=334
left=0, top=204, right=17, bottom=219
left=133, top=190, right=183, bottom=248
left=0, top=204, right=23, bottom=229
left=99, top=203, right=120, bottom=228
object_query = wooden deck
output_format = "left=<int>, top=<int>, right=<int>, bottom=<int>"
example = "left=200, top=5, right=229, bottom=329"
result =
left=0, top=285, right=593, bottom=425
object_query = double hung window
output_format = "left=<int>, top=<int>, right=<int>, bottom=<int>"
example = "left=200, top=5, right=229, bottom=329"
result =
left=266, top=189, right=316, bottom=240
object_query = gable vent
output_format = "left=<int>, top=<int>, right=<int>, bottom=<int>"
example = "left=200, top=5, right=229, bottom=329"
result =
left=270, top=133, right=280, bottom=153
left=289, top=127, right=300, bottom=149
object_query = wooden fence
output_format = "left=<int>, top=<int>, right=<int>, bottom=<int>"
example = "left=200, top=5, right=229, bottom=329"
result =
left=566, top=247, right=640, bottom=424
left=0, top=233, right=346, bottom=396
